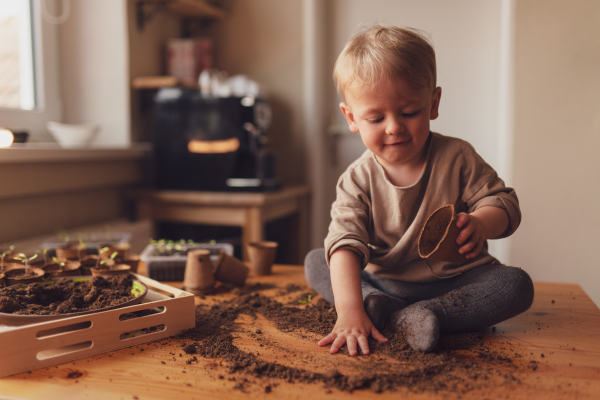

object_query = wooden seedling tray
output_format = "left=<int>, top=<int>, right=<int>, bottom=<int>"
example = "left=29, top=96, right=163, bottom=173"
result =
left=0, top=274, right=195, bottom=378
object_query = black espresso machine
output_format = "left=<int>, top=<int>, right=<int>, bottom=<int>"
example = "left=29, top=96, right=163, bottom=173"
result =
left=153, top=87, right=280, bottom=192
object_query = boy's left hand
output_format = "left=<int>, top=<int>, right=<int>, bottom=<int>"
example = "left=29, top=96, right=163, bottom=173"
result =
left=455, top=213, right=486, bottom=259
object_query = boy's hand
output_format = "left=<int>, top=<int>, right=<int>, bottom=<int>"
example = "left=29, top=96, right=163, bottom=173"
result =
left=455, top=212, right=486, bottom=259
left=318, top=308, right=387, bottom=356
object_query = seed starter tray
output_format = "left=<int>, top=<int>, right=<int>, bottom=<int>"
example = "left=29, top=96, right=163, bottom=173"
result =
left=140, top=242, right=234, bottom=281
left=0, top=274, right=195, bottom=378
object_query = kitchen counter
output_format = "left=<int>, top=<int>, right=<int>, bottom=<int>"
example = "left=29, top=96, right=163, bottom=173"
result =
left=0, top=143, right=152, bottom=164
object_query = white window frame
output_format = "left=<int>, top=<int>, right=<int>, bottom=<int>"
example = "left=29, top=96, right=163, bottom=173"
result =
left=0, top=0, right=62, bottom=142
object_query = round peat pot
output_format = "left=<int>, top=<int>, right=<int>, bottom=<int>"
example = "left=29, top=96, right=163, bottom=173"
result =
left=418, top=204, right=468, bottom=265
left=183, top=249, right=215, bottom=295
left=55, top=244, right=86, bottom=260
left=247, top=241, right=278, bottom=276
left=213, top=251, right=249, bottom=287
left=116, top=254, right=140, bottom=273
left=99, top=243, right=130, bottom=260
left=4, top=267, right=45, bottom=286
left=79, top=255, right=114, bottom=275
left=43, top=260, right=82, bottom=278
left=90, top=264, right=131, bottom=276
left=0, top=272, right=4, bottom=288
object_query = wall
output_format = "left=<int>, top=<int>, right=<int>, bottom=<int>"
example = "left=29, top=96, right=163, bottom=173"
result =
left=0, top=147, right=149, bottom=243
left=209, top=0, right=305, bottom=185
left=58, top=0, right=131, bottom=145
left=316, top=0, right=508, bottom=254
left=511, top=0, right=600, bottom=306
left=127, top=0, right=181, bottom=143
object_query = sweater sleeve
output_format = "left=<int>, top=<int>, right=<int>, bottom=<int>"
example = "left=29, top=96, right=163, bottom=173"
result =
left=324, top=168, right=372, bottom=268
left=459, top=145, right=521, bottom=238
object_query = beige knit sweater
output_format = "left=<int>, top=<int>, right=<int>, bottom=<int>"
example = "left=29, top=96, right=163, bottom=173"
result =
left=324, top=132, right=521, bottom=282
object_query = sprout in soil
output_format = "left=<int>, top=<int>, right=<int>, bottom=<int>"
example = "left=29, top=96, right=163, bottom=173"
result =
left=13, top=253, right=38, bottom=275
left=52, top=256, right=66, bottom=272
left=43, top=248, right=51, bottom=267
left=57, top=228, right=70, bottom=243
left=0, top=245, right=15, bottom=273
left=96, top=247, right=110, bottom=268
left=77, top=233, right=87, bottom=261
left=99, top=251, right=118, bottom=267
left=298, top=294, right=312, bottom=304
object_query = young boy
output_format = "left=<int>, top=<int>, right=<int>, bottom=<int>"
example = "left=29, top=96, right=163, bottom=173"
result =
left=304, top=24, right=534, bottom=356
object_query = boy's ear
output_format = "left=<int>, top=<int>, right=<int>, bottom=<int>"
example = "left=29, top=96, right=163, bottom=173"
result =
left=429, top=87, right=442, bottom=120
left=339, top=102, right=360, bottom=133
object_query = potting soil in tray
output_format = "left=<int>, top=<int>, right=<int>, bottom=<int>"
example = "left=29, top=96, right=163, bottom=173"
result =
left=0, top=275, right=142, bottom=316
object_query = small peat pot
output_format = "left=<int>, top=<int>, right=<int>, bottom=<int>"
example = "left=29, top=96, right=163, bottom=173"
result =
left=213, top=251, right=249, bottom=287
left=418, top=204, right=468, bottom=264
left=99, top=243, right=130, bottom=260
left=79, top=256, right=115, bottom=275
left=43, top=260, right=82, bottom=278
left=116, top=254, right=140, bottom=273
left=90, top=264, right=131, bottom=277
left=183, top=249, right=215, bottom=295
left=247, top=241, right=278, bottom=275
left=55, top=244, right=86, bottom=260
left=0, top=272, right=4, bottom=288
left=4, top=267, right=45, bottom=286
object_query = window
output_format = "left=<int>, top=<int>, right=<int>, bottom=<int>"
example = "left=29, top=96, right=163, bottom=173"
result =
left=0, top=0, right=61, bottom=141
left=0, top=0, right=36, bottom=110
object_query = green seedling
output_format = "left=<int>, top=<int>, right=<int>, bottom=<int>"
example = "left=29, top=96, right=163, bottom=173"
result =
left=43, top=248, right=51, bottom=267
left=96, top=247, right=110, bottom=268
left=100, top=251, right=118, bottom=267
left=14, top=253, right=38, bottom=275
left=57, top=228, right=70, bottom=243
left=78, top=233, right=86, bottom=247
left=52, top=256, right=66, bottom=271
left=0, top=245, right=15, bottom=273
left=298, top=294, right=312, bottom=304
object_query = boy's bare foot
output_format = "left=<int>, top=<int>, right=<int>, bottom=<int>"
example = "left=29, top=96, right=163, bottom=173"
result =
left=390, top=305, right=440, bottom=353
left=363, top=293, right=408, bottom=331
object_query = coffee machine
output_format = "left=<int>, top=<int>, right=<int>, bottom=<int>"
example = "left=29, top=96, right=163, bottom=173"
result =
left=153, top=87, right=280, bottom=192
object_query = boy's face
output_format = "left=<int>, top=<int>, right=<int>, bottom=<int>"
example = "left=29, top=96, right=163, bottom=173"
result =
left=340, top=78, right=441, bottom=172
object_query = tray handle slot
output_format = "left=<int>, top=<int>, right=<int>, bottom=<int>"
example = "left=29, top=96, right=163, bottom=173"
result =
left=36, top=321, right=93, bottom=339
left=36, top=341, right=93, bottom=360
left=118, top=306, right=166, bottom=321
left=120, top=324, right=166, bottom=341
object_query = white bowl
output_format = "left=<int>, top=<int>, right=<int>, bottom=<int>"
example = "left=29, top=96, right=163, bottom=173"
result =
left=47, top=121, right=100, bottom=148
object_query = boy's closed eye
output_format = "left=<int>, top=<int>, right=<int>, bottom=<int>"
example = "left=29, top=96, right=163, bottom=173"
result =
left=368, top=111, right=420, bottom=124
left=401, top=110, right=420, bottom=118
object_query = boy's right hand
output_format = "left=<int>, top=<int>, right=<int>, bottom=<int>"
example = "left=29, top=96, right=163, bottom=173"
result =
left=318, top=307, right=388, bottom=356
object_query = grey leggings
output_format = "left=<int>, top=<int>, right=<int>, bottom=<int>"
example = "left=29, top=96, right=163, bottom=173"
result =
left=304, top=249, right=534, bottom=332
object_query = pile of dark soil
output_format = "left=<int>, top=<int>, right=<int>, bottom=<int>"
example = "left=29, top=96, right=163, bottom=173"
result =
left=0, top=275, right=136, bottom=315
left=175, top=286, right=524, bottom=395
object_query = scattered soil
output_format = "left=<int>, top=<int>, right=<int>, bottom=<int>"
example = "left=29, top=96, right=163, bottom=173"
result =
left=0, top=275, right=137, bottom=315
left=173, top=285, right=524, bottom=395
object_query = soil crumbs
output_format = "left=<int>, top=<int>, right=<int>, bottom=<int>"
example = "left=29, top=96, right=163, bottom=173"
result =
left=0, top=275, right=137, bottom=315
left=172, top=285, right=526, bottom=396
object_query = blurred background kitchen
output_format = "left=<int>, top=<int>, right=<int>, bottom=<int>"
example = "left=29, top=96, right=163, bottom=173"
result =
left=0, top=0, right=598, bottom=305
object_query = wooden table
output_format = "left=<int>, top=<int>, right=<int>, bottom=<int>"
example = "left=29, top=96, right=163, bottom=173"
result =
left=1, top=266, right=599, bottom=400
left=126, top=185, right=311, bottom=262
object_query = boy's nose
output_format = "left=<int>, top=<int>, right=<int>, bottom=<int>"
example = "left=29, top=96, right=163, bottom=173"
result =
left=386, top=117, right=404, bottom=135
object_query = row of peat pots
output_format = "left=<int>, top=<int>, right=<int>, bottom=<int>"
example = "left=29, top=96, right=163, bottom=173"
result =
left=0, top=243, right=139, bottom=288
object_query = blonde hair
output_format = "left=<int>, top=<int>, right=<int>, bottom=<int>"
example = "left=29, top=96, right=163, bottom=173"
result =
left=333, top=23, right=437, bottom=98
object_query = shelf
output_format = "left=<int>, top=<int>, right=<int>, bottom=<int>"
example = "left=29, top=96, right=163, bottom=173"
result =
left=132, top=0, right=226, bottom=22
left=131, top=76, right=198, bottom=89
